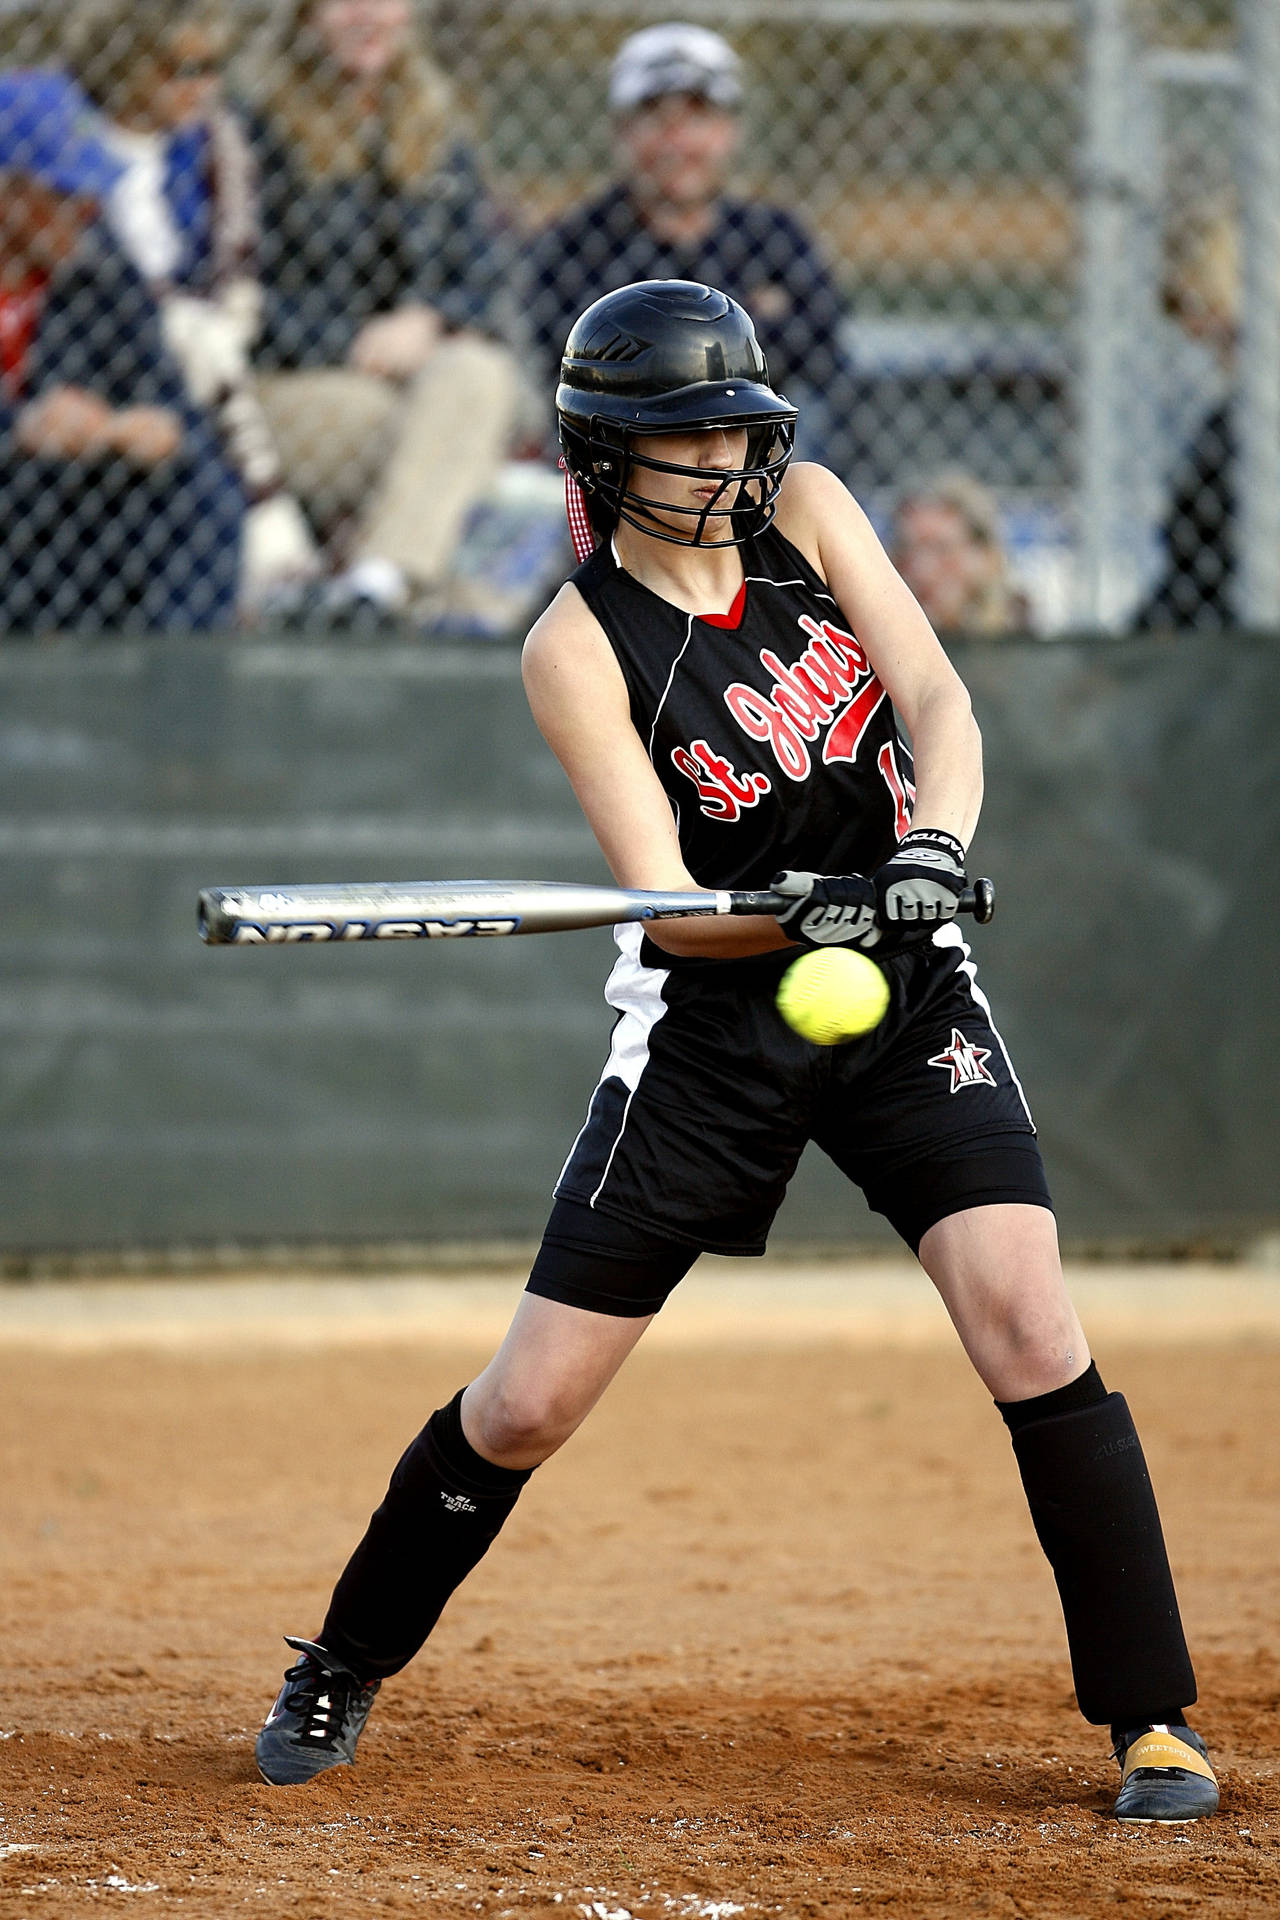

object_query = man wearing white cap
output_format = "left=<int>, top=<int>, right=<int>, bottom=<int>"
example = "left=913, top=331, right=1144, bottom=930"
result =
left=525, top=21, right=859, bottom=475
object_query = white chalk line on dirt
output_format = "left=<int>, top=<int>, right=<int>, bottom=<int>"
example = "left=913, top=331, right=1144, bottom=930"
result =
left=1, top=1261, right=1278, bottom=1350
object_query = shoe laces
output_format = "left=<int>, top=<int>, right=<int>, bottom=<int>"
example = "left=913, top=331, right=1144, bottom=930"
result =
left=283, top=1653, right=365, bottom=1749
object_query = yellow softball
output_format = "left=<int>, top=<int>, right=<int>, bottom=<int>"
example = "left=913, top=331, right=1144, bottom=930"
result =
left=775, top=947, right=891, bottom=1045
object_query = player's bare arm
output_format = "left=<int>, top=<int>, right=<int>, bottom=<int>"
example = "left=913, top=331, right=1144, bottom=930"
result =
left=774, top=461, right=983, bottom=849
left=522, top=584, right=790, bottom=959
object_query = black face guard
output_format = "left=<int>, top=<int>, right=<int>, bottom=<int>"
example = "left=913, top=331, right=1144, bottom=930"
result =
left=590, top=421, right=795, bottom=549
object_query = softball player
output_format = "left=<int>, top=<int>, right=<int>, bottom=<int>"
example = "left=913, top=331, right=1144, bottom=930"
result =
left=256, top=280, right=1218, bottom=1824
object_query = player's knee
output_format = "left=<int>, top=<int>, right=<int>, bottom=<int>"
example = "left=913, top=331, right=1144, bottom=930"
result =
left=986, top=1299, right=1087, bottom=1397
left=431, top=334, right=513, bottom=381
left=465, top=1377, right=583, bottom=1466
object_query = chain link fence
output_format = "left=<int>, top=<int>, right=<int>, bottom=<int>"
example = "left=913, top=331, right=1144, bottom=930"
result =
left=0, top=0, right=1274, bottom=638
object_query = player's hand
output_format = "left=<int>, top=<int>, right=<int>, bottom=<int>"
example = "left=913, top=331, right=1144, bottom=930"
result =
left=771, top=870, right=882, bottom=950
left=16, top=385, right=115, bottom=459
left=873, top=828, right=967, bottom=925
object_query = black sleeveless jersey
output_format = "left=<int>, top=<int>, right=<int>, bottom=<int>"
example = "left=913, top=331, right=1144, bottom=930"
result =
left=572, top=524, right=913, bottom=897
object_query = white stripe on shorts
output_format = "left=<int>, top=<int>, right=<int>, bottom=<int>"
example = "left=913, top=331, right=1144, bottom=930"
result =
left=554, top=921, right=670, bottom=1203
left=932, top=921, right=1036, bottom=1129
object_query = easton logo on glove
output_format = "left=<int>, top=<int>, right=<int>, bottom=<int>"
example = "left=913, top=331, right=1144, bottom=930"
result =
left=874, top=828, right=967, bottom=925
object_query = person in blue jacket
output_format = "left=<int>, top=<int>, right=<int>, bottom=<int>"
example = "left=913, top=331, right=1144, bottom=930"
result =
left=67, top=2, right=318, bottom=608
left=0, top=72, right=243, bottom=634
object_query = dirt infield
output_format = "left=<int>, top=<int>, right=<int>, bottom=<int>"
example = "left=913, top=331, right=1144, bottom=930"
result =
left=2, top=1264, right=1278, bottom=1918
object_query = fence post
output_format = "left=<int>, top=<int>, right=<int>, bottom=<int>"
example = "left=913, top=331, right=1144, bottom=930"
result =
left=1077, top=0, right=1137, bottom=631
left=1235, top=0, right=1280, bottom=631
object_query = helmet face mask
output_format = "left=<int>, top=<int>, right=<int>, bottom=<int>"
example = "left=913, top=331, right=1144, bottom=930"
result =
left=557, top=280, right=798, bottom=550
left=586, top=417, right=795, bottom=549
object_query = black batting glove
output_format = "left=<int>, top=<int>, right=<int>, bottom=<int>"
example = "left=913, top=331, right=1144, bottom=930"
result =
left=873, top=828, right=967, bottom=925
left=771, top=870, right=883, bottom=951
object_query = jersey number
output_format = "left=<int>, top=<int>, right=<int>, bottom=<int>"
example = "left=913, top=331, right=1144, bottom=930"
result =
left=878, top=739, right=915, bottom=839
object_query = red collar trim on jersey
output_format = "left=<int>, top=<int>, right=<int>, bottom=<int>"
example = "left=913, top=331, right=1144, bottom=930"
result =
left=698, top=578, right=748, bottom=629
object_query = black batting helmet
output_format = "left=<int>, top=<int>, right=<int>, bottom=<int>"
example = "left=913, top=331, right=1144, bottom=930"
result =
left=556, top=280, right=797, bottom=548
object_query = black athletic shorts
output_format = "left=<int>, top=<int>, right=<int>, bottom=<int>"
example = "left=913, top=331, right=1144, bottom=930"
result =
left=526, top=925, right=1052, bottom=1317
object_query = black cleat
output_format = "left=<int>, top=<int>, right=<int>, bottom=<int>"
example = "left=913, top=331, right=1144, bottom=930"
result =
left=255, top=1636, right=381, bottom=1786
left=1113, top=1723, right=1219, bottom=1823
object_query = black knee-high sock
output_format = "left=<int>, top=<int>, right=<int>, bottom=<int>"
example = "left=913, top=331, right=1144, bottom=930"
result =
left=997, top=1364, right=1196, bottom=1728
left=319, top=1389, right=532, bottom=1680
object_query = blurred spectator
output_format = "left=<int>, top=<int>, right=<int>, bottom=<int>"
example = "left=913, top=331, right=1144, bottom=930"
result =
left=0, top=70, right=243, bottom=634
left=890, top=470, right=1030, bottom=637
left=1134, top=203, right=1239, bottom=632
left=69, top=0, right=319, bottom=614
left=523, top=22, right=861, bottom=477
left=244, top=0, right=517, bottom=623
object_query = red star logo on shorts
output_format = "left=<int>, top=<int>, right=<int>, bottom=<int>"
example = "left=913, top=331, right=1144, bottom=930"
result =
left=927, top=1027, right=997, bottom=1093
